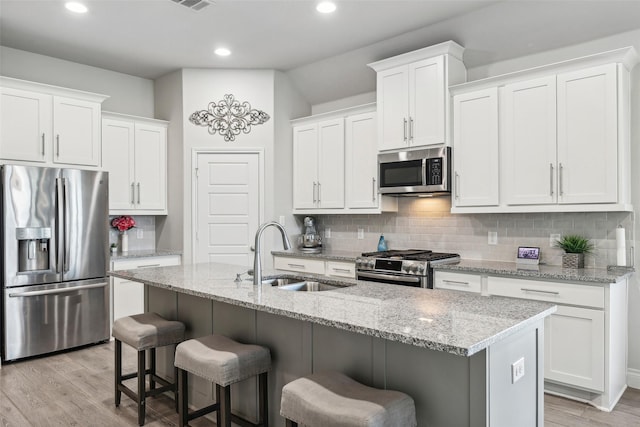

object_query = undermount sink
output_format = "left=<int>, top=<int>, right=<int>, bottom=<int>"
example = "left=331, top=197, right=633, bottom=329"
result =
left=262, top=278, right=348, bottom=292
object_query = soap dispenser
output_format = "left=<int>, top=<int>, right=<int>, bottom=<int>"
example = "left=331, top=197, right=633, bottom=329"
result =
left=377, top=234, right=388, bottom=252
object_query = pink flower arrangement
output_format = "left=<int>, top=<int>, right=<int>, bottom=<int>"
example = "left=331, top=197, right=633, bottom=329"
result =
left=111, top=215, right=136, bottom=232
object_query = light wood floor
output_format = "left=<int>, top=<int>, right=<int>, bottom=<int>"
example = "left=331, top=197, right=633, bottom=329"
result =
left=1, top=342, right=639, bottom=426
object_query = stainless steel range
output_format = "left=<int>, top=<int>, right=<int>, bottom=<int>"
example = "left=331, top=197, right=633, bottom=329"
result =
left=356, top=249, right=460, bottom=288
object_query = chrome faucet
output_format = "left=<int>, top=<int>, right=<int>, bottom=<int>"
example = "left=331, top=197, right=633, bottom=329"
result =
left=253, top=221, right=292, bottom=286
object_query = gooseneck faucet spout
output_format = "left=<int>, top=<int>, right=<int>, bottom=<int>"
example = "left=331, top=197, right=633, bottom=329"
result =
left=253, top=221, right=292, bottom=286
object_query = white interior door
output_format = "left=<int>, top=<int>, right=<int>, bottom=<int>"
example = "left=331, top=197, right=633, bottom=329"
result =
left=195, top=152, right=260, bottom=267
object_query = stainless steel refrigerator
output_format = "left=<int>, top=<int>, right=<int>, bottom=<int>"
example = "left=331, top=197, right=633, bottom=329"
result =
left=1, top=164, right=110, bottom=361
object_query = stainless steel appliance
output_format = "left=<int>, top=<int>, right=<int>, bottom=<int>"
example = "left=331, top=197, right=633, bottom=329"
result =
left=299, top=216, right=322, bottom=253
left=356, top=249, right=460, bottom=288
left=1, top=165, right=109, bottom=361
left=378, top=146, right=451, bottom=195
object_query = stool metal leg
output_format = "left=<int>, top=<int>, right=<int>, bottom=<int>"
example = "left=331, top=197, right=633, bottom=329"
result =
left=178, top=368, right=188, bottom=427
left=216, top=384, right=231, bottom=427
left=115, top=339, right=122, bottom=407
left=258, top=372, right=268, bottom=427
left=137, top=350, right=146, bottom=426
left=174, top=366, right=180, bottom=413
left=149, top=348, right=156, bottom=391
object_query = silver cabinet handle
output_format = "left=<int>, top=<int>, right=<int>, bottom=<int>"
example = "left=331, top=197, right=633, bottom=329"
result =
left=521, top=288, right=560, bottom=296
left=409, top=117, right=414, bottom=142
left=288, top=263, right=305, bottom=269
left=403, top=118, right=408, bottom=142
left=317, top=182, right=321, bottom=203
left=372, top=177, right=377, bottom=202
left=442, top=279, right=469, bottom=286
left=312, top=182, right=317, bottom=203
left=9, top=282, right=107, bottom=297
left=41, top=133, right=45, bottom=156
left=56, top=134, right=60, bottom=157
left=137, top=182, right=141, bottom=204
left=131, top=183, right=135, bottom=204
left=136, top=264, right=161, bottom=269
left=559, top=163, right=564, bottom=196
left=550, top=163, right=554, bottom=196
left=333, top=268, right=352, bottom=273
left=454, top=172, right=460, bottom=199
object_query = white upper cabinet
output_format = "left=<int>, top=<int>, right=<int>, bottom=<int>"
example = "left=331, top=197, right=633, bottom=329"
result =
left=503, top=76, right=557, bottom=205
left=369, top=41, right=466, bottom=152
left=0, top=77, right=107, bottom=168
left=450, top=46, right=637, bottom=213
left=452, top=87, right=499, bottom=207
left=292, top=104, right=397, bottom=215
left=102, top=112, right=168, bottom=214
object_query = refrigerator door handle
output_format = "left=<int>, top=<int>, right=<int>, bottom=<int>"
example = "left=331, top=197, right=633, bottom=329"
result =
left=63, top=177, right=70, bottom=273
left=55, top=177, right=64, bottom=273
left=8, top=282, right=108, bottom=298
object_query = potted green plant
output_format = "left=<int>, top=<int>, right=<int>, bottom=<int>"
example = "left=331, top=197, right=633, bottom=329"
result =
left=555, top=234, right=594, bottom=268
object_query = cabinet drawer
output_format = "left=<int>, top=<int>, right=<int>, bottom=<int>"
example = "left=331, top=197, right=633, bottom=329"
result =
left=326, top=261, right=355, bottom=278
left=487, top=276, right=604, bottom=308
left=112, top=255, right=181, bottom=271
left=273, top=256, right=325, bottom=275
left=434, top=271, right=481, bottom=293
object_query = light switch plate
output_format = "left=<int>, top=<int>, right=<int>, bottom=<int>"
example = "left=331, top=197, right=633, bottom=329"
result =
left=488, top=231, right=498, bottom=245
left=357, top=228, right=364, bottom=239
left=512, top=357, right=525, bottom=384
left=325, top=228, right=331, bottom=239
left=136, top=228, right=144, bottom=239
left=279, top=215, right=285, bottom=226
left=550, top=234, right=561, bottom=247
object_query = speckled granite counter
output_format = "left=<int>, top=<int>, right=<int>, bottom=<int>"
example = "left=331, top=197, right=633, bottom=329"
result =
left=271, top=248, right=359, bottom=262
left=110, top=249, right=182, bottom=261
left=109, top=261, right=555, bottom=357
left=433, top=259, right=633, bottom=284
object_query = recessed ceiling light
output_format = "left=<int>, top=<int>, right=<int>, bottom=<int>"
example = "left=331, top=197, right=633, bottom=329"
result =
left=316, top=1, right=337, bottom=14
left=214, top=48, right=231, bottom=57
left=65, top=2, right=88, bottom=14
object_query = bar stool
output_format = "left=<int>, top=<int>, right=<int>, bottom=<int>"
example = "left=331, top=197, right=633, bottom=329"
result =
left=113, top=312, right=186, bottom=426
left=174, top=334, right=271, bottom=427
left=280, top=371, right=417, bottom=427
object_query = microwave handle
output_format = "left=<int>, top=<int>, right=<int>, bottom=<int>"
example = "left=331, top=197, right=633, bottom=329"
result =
left=422, top=159, right=427, bottom=186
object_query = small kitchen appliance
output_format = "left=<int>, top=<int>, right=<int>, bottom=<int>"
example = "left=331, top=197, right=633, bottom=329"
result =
left=356, top=249, right=460, bottom=288
left=299, top=216, right=322, bottom=253
left=378, top=146, right=451, bottom=196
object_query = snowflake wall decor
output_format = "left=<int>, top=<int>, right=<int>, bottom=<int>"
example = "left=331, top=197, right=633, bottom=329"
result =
left=189, top=94, right=270, bottom=142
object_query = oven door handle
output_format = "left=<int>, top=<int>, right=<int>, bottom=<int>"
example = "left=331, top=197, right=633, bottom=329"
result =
left=357, top=271, right=422, bottom=284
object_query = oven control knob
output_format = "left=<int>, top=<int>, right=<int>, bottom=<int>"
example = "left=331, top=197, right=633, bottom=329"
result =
left=416, top=265, right=425, bottom=273
left=367, top=260, right=375, bottom=268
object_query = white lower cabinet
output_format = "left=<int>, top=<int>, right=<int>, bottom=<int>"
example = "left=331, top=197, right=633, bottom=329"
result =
left=433, top=271, right=482, bottom=293
left=273, top=255, right=355, bottom=279
left=111, top=255, right=181, bottom=327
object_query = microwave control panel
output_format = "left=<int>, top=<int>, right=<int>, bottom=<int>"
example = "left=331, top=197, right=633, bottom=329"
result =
left=426, top=157, right=443, bottom=185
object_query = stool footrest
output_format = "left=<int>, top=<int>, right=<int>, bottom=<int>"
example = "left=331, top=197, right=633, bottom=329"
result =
left=186, top=402, right=219, bottom=421
left=231, top=413, right=267, bottom=427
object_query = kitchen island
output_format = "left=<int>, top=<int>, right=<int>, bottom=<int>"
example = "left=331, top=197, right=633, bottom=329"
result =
left=110, top=262, right=556, bottom=427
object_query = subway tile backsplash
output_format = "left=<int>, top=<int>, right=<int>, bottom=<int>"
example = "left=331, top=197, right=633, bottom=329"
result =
left=109, top=215, right=156, bottom=251
left=315, top=198, right=633, bottom=268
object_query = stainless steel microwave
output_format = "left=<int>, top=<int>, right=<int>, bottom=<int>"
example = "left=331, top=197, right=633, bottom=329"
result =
left=378, top=147, right=451, bottom=196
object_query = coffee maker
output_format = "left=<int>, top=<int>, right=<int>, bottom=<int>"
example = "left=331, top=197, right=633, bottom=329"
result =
left=300, top=216, right=322, bottom=253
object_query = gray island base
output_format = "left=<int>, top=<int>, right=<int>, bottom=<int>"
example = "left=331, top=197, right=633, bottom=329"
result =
left=109, top=262, right=556, bottom=427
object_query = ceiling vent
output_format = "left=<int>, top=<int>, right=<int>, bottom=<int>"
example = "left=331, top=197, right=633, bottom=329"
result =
left=171, top=0, right=214, bottom=12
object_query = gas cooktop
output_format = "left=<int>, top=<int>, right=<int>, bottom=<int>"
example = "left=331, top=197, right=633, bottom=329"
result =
left=360, top=249, right=459, bottom=262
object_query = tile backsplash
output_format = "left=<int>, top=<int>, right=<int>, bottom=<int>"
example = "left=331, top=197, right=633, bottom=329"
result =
left=315, top=198, right=634, bottom=268
left=109, top=215, right=156, bottom=251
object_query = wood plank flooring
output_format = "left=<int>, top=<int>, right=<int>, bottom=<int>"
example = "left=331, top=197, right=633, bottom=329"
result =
left=1, top=341, right=639, bottom=426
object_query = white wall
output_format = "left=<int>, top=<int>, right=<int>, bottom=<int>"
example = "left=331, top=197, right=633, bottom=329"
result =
left=0, top=46, right=154, bottom=117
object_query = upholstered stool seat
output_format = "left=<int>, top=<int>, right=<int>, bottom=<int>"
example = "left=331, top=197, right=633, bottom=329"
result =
left=280, top=372, right=417, bottom=427
left=174, top=334, right=271, bottom=427
left=113, top=312, right=185, bottom=426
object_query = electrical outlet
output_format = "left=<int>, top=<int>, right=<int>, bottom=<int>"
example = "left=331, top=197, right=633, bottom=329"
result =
left=511, top=357, right=525, bottom=384
left=136, top=228, right=144, bottom=239
left=488, top=231, right=498, bottom=245
left=325, top=228, right=331, bottom=239
left=550, top=233, right=561, bottom=247
left=278, top=215, right=285, bottom=226
left=357, top=228, right=364, bottom=239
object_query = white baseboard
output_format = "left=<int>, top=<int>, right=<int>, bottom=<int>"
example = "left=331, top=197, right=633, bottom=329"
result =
left=628, top=368, right=640, bottom=389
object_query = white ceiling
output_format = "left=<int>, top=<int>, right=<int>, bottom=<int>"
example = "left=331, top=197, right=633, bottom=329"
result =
left=1, top=0, right=640, bottom=105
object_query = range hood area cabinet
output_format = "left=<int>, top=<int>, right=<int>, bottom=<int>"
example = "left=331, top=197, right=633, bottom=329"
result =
left=291, top=103, right=397, bottom=214
left=368, top=41, right=467, bottom=152
left=0, top=77, right=107, bottom=168
left=450, top=47, right=638, bottom=214
left=102, top=112, right=168, bottom=214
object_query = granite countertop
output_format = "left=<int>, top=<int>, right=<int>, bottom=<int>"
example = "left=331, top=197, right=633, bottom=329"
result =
left=272, top=248, right=360, bottom=262
left=433, top=259, right=634, bottom=284
left=109, top=262, right=555, bottom=357
left=111, top=249, right=183, bottom=261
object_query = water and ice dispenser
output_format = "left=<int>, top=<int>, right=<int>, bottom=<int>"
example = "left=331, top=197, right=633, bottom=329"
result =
left=16, top=227, right=51, bottom=272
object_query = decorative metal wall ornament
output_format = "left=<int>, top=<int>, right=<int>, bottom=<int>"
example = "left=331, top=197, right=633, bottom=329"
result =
left=189, top=94, right=270, bottom=142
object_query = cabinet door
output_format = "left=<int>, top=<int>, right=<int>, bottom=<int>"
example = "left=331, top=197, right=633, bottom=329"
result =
left=504, top=76, right=557, bottom=205
left=409, top=56, right=445, bottom=147
left=545, top=305, right=605, bottom=392
left=113, top=277, right=144, bottom=321
left=53, top=96, right=101, bottom=166
left=377, top=65, right=409, bottom=151
left=452, top=87, right=499, bottom=207
left=102, top=118, right=135, bottom=210
left=557, top=63, right=618, bottom=204
left=345, top=112, right=377, bottom=208
left=293, top=124, right=319, bottom=209
left=0, top=88, right=51, bottom=163
left=317, top=118, right=344, bottom=209
left=134, top=123, right=167, bottom=210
